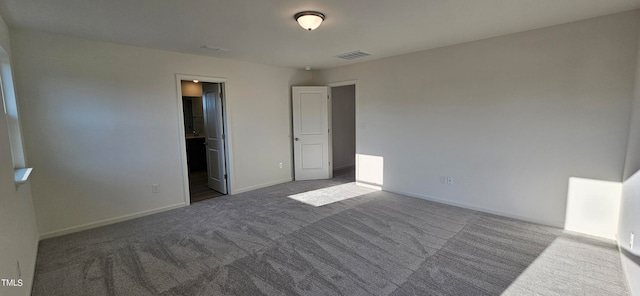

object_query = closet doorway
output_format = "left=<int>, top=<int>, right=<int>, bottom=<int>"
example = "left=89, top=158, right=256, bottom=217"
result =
left=329, top=83, right=356, bottom=180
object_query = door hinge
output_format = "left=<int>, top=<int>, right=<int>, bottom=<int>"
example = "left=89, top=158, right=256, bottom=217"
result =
left=224, top=174, right=228, bottom=179
left=329, top=161, right=331, bottom=166
left=222, top=133, right=225, bottom=140
left=328, top=128, right=330, bottom=133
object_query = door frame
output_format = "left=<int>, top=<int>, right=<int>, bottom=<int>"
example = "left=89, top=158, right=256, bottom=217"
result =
left=327, top=80, right=358, bottom=179
left=175, top=74, right=234, bottom=205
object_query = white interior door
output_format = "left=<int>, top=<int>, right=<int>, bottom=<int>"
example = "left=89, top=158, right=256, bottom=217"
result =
left=203, top=83, right=227, bottom=194
left=292, top=86, right=332, bottom=180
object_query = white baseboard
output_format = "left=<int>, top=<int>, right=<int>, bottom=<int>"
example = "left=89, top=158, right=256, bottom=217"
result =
left=355, top=181, right=382, bottom=190
left=39, top=202, right=187, bottom=239
left=616, top=243, right=632, bottom=295
left=233, top=177, right=293, bottom=195
left=382, top=187, right=565, bottom=229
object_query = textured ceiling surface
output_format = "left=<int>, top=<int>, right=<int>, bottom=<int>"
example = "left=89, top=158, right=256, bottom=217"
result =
left=1, top=0, right=639, bottom=69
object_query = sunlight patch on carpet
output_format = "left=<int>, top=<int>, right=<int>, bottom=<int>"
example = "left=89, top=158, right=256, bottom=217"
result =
left=288, top=182, right=378, bottom=207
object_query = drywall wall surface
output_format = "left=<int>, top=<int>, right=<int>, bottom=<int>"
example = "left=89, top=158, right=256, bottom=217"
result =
left=619, top=30, right=640, bottom=296
left=0, top=14, right=39, bottom=296
left=10, top=29, right=311, bottom=236
left=314, top=11, right=640, bottom=227
left=0, top=17, right=9, bottom=55
left=331, top=85, right=356, bottom=170
left=565, top=177, right=622, bottom=240
left=624, top=35, right=640, bottom=181
left=619, top=170, right=640, bottom=296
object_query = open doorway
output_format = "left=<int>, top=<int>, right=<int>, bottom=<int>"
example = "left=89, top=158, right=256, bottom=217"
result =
left=179, top=79, right=230, bottom=203
left=291, top=84, right=355, bottom=182
left=330, top=84, right=356, bottom=181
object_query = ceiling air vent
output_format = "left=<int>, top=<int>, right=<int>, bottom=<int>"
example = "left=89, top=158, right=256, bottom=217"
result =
left=335, top=50, right=371, bottom=60
left=200, top=45, right=231, bottom=52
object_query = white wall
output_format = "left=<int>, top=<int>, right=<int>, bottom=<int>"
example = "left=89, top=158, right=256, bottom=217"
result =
left=619, top=172, right=640, bottom=295
left=0, top=14, right=39, bottom=296
left=10, top=29, right=311, bottom=237
left=331, top=85, right=356, bottom=170
left=619, top=28, right=640, bottom=296
left=624, top=37, right=640, bottom=182
left=314, top=11, right=640, bottom=227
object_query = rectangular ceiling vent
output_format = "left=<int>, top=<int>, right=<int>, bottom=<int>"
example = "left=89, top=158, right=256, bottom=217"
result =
left=335, top=50, right=372, bottom=60
left=200, top=45, right=231, bottom=52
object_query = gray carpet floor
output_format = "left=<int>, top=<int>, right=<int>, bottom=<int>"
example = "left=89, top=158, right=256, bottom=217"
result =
left=33, top=169, right=629, bottom=295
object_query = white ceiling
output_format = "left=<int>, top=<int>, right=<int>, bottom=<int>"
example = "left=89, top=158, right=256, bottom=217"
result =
left=1, top=0, right=639, bottom=70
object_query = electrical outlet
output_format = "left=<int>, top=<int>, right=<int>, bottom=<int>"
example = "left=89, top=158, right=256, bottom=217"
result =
left=631, top=232, right=635, bottom=250
left=447, top=177, right=454, bottom=185
left=279, top=162, right=283, bottom=169
left=152, top=184, right=159, bottom=193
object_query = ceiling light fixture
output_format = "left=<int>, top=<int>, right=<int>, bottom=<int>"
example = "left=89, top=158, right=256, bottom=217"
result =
left=193, top=80, right=199, bottom=83
left=295, top=11, right=325, bottom=31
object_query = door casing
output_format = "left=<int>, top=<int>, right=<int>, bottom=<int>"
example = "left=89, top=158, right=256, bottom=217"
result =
left=176, top=74, right=233, bottom=205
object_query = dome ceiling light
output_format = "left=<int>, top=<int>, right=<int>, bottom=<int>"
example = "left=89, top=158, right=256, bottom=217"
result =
left=294, top=11, right=325, bottom=31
